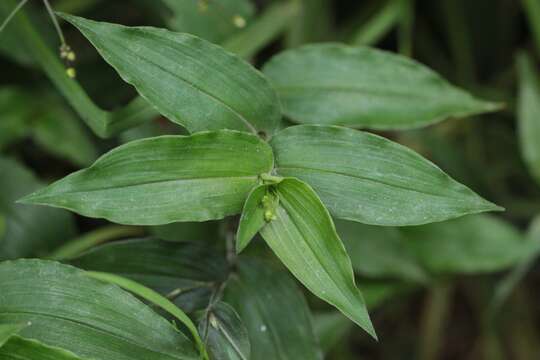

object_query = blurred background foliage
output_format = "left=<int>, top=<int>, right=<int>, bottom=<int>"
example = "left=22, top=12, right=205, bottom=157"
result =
left=1, top=0, right=540, bottom=359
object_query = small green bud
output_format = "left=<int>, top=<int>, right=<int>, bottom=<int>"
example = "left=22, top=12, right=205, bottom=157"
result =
left=232, top=15, right=246, bottom=28
left=66, top=67, right=76, bottom=78
left=264, top=209, right=276, bottom=222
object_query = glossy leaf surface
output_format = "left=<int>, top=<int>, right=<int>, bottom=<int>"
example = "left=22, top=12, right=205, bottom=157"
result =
left=21, top=131, right=273, bottom=225
left=60, top=14, right=281, bottom=135
left=0, top=259, right=199, bottom=360
left=263, top=44, right=499, bottom=129
left=271, top=125, right=500, bottom=226
left=259, top=178, right=375, bottom=337
left=0, top=336, right=85, bottom=360
left=224, top=258, right=323, bottom=360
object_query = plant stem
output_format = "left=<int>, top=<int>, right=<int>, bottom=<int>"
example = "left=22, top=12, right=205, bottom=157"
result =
left=419, top=283, right=453, bottom=360
left=47, top=225, right=144, bottom=260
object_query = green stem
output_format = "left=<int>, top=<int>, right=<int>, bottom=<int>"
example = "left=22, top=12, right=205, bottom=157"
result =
left=397, top=0, right=414, bottom=56
left=522, top=0, right=540, bottom=55
left=350, top=0, right=401, bottom=46
left=47, top=225, right=144, bottom=260
left=222, top=0, right=301, bottom=59
left=0, top=0, right=159, bottom=138
left=419, top=283, right=453, bottom=360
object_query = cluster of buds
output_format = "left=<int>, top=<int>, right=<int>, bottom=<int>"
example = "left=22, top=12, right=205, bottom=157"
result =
left=262, top=193, right=277, bottom=222
left=60, top=44, right=76, bottom=78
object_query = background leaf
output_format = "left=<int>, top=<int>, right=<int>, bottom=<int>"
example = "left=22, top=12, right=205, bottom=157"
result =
left=259, top=178, right=375, bottom=337
left=336, top=219, right=428, bottom=283
left=0, top=259, right=199, bottom=360
left=163, top=0, right=254, bottom=44
left=60, top=13, right=281, bottom=135
left=197, top=302, right=250, bottom=360
left=224, top=257, right=323, bottom=360
left=517, top=52, right=540, bottom=186
left=21, top=131, right=273, bottom=225
left=271, top=125, right=500, bottom=226
left=0, top=157, right=77, bottom=260
left=71, top=238, right=227, bottom=313
left=402, top=214, right=528, bottom=275
left=263, top=44, right=499, bottom=129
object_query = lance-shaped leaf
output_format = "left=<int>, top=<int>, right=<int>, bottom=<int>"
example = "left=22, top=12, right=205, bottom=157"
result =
left=271, top=125, right=501, bottom=226
left=59, top=13, right=281, bottom=135
left=259, top=178, right=376, bottom=338
left=236, top=184, right=278, bottom=253
left=20, top=131, right=274, bottom=225
left=0, top=336, right=85, bottom=360
left=72, top=238, right=227, bottom=312
left=263, top=44, right=500, bottom=129
left=224, top=257, right=323, bottom=360
left=0, top=259, right=199, bottom=360
left=197, top=302, right=250, bottom=360
left=517, top=52, right=540, bottom=185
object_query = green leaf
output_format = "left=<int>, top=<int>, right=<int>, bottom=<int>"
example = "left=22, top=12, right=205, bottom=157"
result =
left=0, top=323, right=28, bottom=348
left=0, top=157, right=77, bottom=260
left=336, top=219, right=428, bottom=283
left=197, top=302, right=250, bottom=360
left=163, top=0, right=254, bottom=44
left=86, top=271, right=208, bottom=359
left=490, top=215, right=540, bottom=315
left=263, top=44, right=500, bottom=129
left=236, top=184, right=278, bottom=253
left=271, top=125, right=501, bottom=226
left=517, top=52, right=540, bottom=185
left=0, top=336, right=85, bottom=360
left=32, top=104, right=98, bottom=167
left=71, top=238, right=227, bottom=312
left=0, top=259, right=199, bottom=359
left=259, top=178, right=376, bottom=338
left=224, top=257, right=323, bottom=360
left=402, top=215, right=527, bottom=275
left=20, top=131, right=274, bottom=225
left=59, top=13, right=281, bottom=135
left=0, top=88, right=33, bottom=150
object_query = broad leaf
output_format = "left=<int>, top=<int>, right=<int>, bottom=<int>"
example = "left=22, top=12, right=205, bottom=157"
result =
left=0, top=157, right=77, bottom=260
left=86, top=271, right=207, bottom=359
left=59, top=14, right=281, bottom=135
left=0, top=336, right=85, bottom=360
left=517, top=52, right=540, bottom=185
left=20, top=131, right=273, bottom=225
left=259, top=178, right=376, bottom=337
left=263, top=44, right=499, bottom=129
left=0, top=259, right=199, bottom=359
left=336, top=219, right=428, bottom=283
left=236, top=184, right=278, bottom=253
left=163, top=0, right=254, bottom=44
left=198, top=302, right=250, bottom=360
left=271, top=125, right=500, bottom=226
left=402, top=215, right=528, bottom=275
left=224, top=257, right=323, bottom=360
left=71, top=238, right=227, bottom=312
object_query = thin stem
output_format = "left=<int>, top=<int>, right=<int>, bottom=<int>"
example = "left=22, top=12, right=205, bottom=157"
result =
left=419, top=283, right=453, bottom=360
left=0, top=0, right=28, bottom=34
left=47, top=225, right=144, bottom=260
left=42, top=0, right=65, bottom=45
